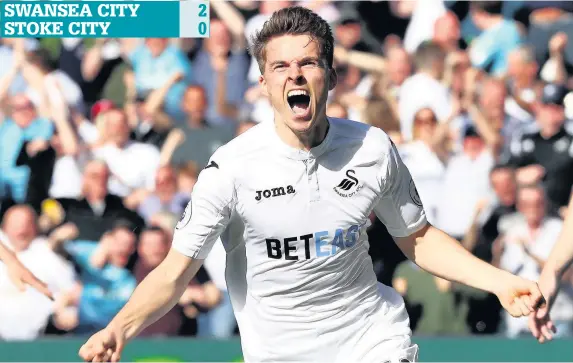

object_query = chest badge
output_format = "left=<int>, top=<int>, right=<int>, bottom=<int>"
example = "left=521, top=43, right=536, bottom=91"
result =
left=334, top=169, right=363, bottom=198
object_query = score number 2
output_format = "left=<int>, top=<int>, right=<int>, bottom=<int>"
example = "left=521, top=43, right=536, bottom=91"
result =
left=198, top=3, right=207, bottom=35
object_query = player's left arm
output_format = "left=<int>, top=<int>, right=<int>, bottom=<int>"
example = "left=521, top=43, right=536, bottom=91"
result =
left=373, top=135, right=542, bottom=318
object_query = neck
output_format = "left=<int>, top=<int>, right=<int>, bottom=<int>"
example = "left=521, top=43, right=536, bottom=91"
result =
left=419, top=69, right=439, bottom=80
left=479, top=15, right=503, bottom=30
left=514, top=76, right=534, bottom=90
left=187, top=114, right=205, bottom=128
left=540, top=127, right=560, bottom=139
left=86, top=194, right=104, bottom=204
left=275, top=116, right=329, bottom=151
left=527, top=220, right=542, bottom=231
left=158, top=190, right=174, bottom=203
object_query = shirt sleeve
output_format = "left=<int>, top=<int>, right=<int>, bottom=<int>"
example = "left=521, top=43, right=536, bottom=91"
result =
left=63, top=240, right=98, bottom=270
left=373, top=136, right=428, bottom=237
left=171, top=152, right=236, bottom=259
left=172, top=48, right=193, bottom=82
left=127, top=44, right=144, bottom=67
left=30, top=118, right=54, bottom=141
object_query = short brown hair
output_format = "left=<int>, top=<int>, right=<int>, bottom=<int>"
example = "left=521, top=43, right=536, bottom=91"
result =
left=249, top=6, right=334, bottom=74
left=414, top=41, right=445, bottom=71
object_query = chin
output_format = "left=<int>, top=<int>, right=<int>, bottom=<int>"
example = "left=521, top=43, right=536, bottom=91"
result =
left=288, top=116, right=315, bottom=134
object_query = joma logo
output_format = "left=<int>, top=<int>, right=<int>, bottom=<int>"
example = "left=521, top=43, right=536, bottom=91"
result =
left=255, top=185, right=295, bottom=201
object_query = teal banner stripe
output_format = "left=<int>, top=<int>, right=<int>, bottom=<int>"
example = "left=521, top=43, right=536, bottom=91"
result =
left=0, top=1, right=180, bottom=38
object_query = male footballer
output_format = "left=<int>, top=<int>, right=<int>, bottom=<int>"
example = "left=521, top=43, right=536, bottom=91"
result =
left=79, top=7, right=543, bottom=363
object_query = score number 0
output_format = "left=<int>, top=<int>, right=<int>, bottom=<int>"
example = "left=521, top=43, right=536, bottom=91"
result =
left=198, top=3, right=208, bottom=35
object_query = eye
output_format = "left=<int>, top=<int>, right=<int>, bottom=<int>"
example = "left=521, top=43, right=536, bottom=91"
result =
left=273, top=64, right=287, bottom=71
left=302, top=60, right=319, bottom=68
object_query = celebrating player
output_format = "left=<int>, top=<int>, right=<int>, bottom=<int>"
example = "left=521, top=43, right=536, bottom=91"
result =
left=529, top=196, right=573, bottom=343
left=79, top=7, right=543, bottom=363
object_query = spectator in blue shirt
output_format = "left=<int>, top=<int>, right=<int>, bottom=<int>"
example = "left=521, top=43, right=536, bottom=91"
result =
left=192, top=19, right=250, bottom=126
left=62, top=223, right=137, bottom=334
left=467, top=1, right=523, bottom=77
left=128, top=38, right=192, bottom=123
left=0, top=94, right=54, bottom=203
left=0, top=39, right=39, bottom=95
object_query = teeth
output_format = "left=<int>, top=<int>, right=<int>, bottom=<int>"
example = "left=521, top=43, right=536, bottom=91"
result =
left=287, top=90, right=309, bottom=97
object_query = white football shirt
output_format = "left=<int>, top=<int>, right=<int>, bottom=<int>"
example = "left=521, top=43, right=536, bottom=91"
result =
left=173, top=118, right=427, bottom=363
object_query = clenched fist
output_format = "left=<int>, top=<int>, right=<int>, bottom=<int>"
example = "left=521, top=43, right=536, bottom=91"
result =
left=78, top=325, right=126, bottom=362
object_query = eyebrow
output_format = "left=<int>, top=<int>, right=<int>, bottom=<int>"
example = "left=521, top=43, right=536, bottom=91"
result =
left=269, top=57, right=321, bottom=68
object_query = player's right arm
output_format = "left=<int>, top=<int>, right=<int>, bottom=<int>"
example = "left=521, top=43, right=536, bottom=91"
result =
left=529, top=195, right=573, bottom=343
left=79, top=152, right=235, bottom=362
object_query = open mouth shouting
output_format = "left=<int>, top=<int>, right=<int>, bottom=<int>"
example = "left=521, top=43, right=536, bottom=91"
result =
left=287, top=89, right=312, bottom=120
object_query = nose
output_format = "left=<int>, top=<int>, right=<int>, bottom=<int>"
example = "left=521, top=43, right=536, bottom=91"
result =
left=288, top=63, right=304, bottom=83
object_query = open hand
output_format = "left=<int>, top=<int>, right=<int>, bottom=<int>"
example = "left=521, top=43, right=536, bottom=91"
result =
left=528, top=269, right=558, bottom=343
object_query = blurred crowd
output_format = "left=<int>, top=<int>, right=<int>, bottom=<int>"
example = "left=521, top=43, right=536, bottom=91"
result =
left=1, top=0, right=573, bottom=341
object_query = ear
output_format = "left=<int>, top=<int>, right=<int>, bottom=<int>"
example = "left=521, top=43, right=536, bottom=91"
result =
left=328, top=68, right=338, bottom=91
left=258, top=75, right=269, bottom=98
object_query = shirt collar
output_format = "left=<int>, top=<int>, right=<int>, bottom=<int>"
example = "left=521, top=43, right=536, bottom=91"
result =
left=265, top=117, right=334, bottom=161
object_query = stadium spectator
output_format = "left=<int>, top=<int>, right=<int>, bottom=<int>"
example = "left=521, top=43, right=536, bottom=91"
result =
left=0, top=93, right=54, bottom=203
left=362, top=98, right=402, bottom=145
left=470, top=166, right=518, bottom=263
left=164, top=85, right=235, bottom=169
left=505, top=45, right=540, bottom=124
left=0, top=38, right=39, bottom=96
left=127, top=38, right=192, bottom=121
left=433, top=10, right=463, bottom=52
left=52, top=222, right=138, bottom=334
left=123, top=74, right=171, bottom=150
left=91, top=109, right=161, bottom=198
left=399, top=107, right=452, bottom=223
left=435, top=126, right=495, bottom=240
left=384, top=45, right=412, bottom=98
left=175, top=162, right=199, bottom=196
left=503, top=83, right=573, bottom=212
left=0, top=205, right=76, bottom=340
left=497, top=184, right=573, bottom=337
left=193, top=2, right=250, bottom=126
left=43, top=159, right=144, bottom=242
left=24, top=48, right=85, bottom=115
left=468, top=1, right=523, bottom=77
left=16, top=97, right=85, bottom=212
left=78, top=39, right=125, bottom=111
left=399, top=41, right=451, bottom=141
left=134, top=166, right=189, bottom=223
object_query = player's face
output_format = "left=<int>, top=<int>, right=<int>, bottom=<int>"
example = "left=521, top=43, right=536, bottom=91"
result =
left=259, top=34, right=336, bottom=134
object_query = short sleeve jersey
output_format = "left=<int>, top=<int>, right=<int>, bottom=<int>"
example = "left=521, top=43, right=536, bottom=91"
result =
left=172, top=118, right=426, bottom=362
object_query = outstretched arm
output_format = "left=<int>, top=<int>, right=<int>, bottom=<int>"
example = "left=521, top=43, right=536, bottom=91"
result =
left=109, top=249, right=203, bottom=339
left=395, top=224, right=541, bottom=317
left=373, top=134, right=542, bottom=318
left=0, top=236, right=53, bottom=300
